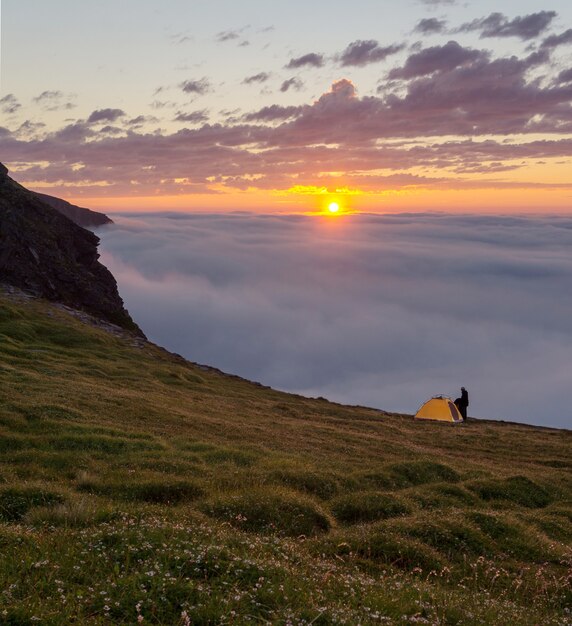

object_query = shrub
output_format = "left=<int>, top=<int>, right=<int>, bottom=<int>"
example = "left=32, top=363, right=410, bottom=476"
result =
left=389, top=461, right=460, bottom=486
left=78, top=480, right=204, bottom=504
left=202, top=448, right=258, bottom=467
left=346, top=527, right=444, bottom=572
left=202, top=490, right=331, bottom=536
left=468, top=476, right=552, bottom=508
left=467, top=512, right=547, bottom=561
left=532, top=514, right=572, bottom=542
left=44, top=435, right=161, bottom=454
left=24, top=499, right=117, bottom=528
left=270, top=468, right=343, bottom=499
left=398, top=519, right=490, bottom=559
left=0, top=488, right=64, bottom=522
left=352, top=470, right=406, bottom=490
left=408, top=483, right=478, bottom=510
left=331, top=492, right=410, bottom=524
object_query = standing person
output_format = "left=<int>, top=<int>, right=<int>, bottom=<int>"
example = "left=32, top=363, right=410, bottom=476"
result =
left=455, top=387, right=469, bottom=421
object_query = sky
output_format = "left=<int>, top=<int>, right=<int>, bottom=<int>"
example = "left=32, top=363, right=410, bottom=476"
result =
left=1, top=0, right=572, bottom=212
left=99, top=212, right=572, bottom=429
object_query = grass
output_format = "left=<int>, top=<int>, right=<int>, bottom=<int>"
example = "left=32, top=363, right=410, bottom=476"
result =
left=0, top=290, right=571, bottom=624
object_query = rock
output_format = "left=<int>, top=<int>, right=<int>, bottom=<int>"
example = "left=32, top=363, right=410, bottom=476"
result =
left=0, top=162, right=144, bottom=336
left=34, top=192, right=113, bottom=230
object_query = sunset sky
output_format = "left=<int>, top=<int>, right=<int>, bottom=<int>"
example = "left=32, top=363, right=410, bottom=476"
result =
left=2, top=0, right=572, bottom=213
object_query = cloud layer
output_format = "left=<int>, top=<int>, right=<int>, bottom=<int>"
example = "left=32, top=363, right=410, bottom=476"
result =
left=98, top=213, right=572, bottom=429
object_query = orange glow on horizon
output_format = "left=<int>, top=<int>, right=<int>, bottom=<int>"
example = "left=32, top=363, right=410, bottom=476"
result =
left=36, top=185, right=572, bottom=216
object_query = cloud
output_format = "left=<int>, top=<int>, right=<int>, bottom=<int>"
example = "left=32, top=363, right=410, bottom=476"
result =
left=216, top=29, right=241, bottom=42
left=98, top=213, right=572, bottom=429
left=0, top=94, right=21, bottom=115
left=414, top=18, right=447, bottom=34
left=339, top=40, right=404, bottom=67
left=126, top=115, right=159, bottom=127
left=170, top=32, right=193, bottom=45
left=557, top=68, right=572, bottom=84
left=180, top=79, right=211, bottom=95
left=388, top=41, right=486, bottom=79
left=280, top=78, right=304, bottom=93
left=243, top=72, right=271, bottom=85
left=174, top=110, right=209, bottom=124
left=419, top=0, right=456, bottom=5
left=243, top=104, right=302, bottom=122
left=36, top=94, right=76, bottom=112
left=33, top=90, right=63, bottom=103
left=5, top=44, right=572, bottom=197
left=14, top=120, right=46, bottom=139
left=285, top=53, right=324, bottom=69
left=541, top=28, right=572, bottom=49
left=459, top=11, right=557, bottom=40
left=87, top=108, right=126, bottom=124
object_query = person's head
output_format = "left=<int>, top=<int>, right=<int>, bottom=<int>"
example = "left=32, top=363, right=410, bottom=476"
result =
left=461, top=386, right=466, bottom=391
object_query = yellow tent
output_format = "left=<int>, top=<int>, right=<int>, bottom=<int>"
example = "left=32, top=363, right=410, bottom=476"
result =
left=415, top=396, right=463, bottom=423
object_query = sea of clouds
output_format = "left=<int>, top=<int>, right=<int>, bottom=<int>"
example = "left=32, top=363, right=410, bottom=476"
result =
left=98, top=212, right=572, bottom=429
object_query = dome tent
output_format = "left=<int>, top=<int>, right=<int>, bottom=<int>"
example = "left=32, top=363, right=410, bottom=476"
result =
left=415, top=396, right=464, bottom=423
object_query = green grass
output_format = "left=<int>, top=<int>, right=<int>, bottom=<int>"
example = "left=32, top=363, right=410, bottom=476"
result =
left=0, top=291, right=571, bottom=624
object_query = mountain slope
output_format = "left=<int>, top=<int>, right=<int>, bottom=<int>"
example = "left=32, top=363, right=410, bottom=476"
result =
left=34, top=192, right=113, bottom=229
left=0, top=289, right=570, bottom=625
left=0, top=163, right=141, bottom=335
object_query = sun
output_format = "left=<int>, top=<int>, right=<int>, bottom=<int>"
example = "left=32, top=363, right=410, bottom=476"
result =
left=328, top=202, right=340, bottom=214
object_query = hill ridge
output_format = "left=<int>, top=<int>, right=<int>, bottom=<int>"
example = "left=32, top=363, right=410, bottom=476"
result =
left=0, top=163, right=142, bottom=335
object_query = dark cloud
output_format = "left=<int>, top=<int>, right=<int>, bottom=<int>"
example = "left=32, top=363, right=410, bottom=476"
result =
left=541, top=28, right=572, bottom=49
left=280, top=78, right=304, bottom=93
left=98, top=213, right=572, bottom=429
left=216, top=29, right=241, bottom=42
left=174, top=110, right=209, bottom=124
left=389, top=41, right=486, bottom=79
left=150, top=100, right=177, bottom=110
left=459, top=11, right=557, bottom=40
left=126, top=115, right=159, bottom=127
left=0, top=94, right=21, bottom=115
left=50, top=121, right=95, bottom=143
left=414, top=18, right=447, bottom=34
left=243, top=72, right=271, bottom=85
left=87, top=108, right=126, bottom=124
left=419, top=0, right=456, bottom=5
left=15, top=120, right=46, bottom=139
left=243, top=105, right=302, bottom=122
left=33, top=90, right=63, bottom=103
left=98, top=125, right=124, bottom=136
left=285, top=53, right=324, bottom=69
left=33, top=90, right=76, bottom=112
left=170, top=32, right=193, bottom=45
left=180, top=79, right=211, bottom=95
left=339, top=40, right=404, bottom=67
left=557, top=68, right=572, bottom=84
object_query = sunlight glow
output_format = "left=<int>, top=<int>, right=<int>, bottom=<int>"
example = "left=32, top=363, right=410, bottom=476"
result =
left=328, top=202, right=340, bottom=213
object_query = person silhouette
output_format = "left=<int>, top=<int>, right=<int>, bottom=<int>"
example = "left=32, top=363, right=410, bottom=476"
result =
left=454, top=387, right=469, bottom=421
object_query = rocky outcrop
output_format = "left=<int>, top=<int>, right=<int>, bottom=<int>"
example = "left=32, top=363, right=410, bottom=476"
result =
left=0, top=163, right=143, bottom=336
left=34, top=193, right=113, bottom=230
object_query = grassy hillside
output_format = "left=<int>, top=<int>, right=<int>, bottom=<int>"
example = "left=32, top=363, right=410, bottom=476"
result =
left=0, top=289, right=571, bottom=625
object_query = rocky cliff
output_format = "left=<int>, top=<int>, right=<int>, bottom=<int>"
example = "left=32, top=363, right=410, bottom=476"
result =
left=0, top=163, right=143, bottom=335
left=34, top=192, right=113, bottom=230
